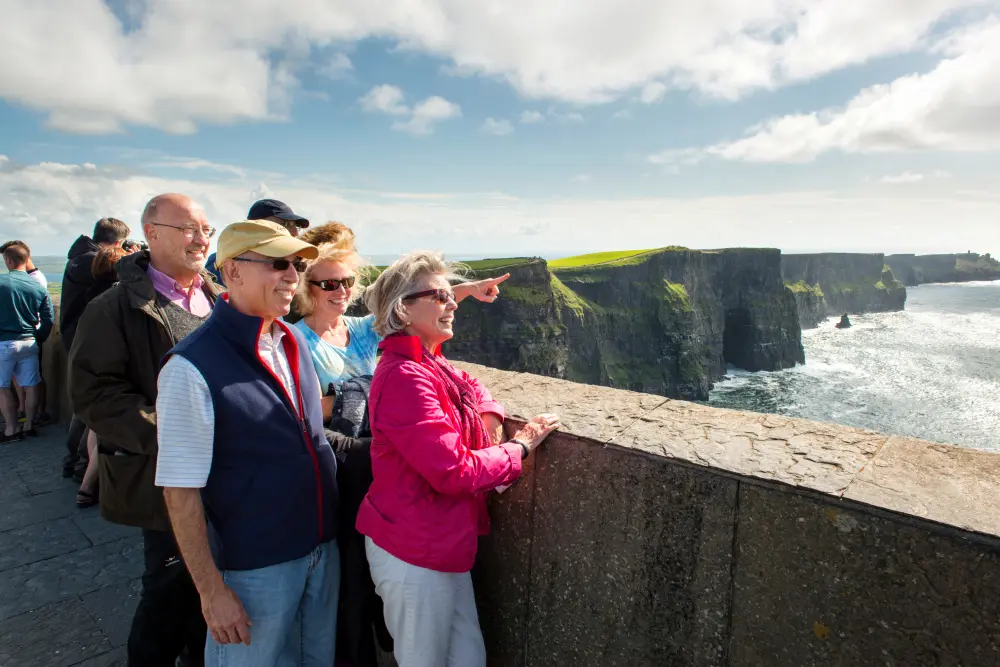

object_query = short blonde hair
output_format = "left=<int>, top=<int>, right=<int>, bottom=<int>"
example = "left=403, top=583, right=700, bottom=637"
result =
left=293, top=238, right=368, bottom=317
left=364, top=251, right=466, bottom=338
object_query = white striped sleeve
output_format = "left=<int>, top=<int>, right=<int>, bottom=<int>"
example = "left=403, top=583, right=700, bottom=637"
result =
left=155, top=355, right=215, bottom=488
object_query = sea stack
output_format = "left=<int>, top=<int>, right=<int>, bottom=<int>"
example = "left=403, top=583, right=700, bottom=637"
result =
left=835, top=313, right=852, bottom=329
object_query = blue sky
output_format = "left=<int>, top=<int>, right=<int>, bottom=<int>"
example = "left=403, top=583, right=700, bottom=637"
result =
left=1, top=1, right=998, bottom=259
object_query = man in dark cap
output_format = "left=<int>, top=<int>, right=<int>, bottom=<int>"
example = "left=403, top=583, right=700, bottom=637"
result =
left=206, top=199, right=309, bottom=285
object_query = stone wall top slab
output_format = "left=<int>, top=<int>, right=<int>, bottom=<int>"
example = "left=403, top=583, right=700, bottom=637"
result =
left=455, top=361, right=1000, bottom=540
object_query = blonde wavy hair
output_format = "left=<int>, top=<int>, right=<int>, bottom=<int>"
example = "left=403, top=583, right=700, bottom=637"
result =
left=293, top=222, right=369, bottom=317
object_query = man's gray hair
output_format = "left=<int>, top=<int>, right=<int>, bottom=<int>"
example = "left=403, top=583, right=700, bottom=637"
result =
left=364, top=251, right=465, bottom=338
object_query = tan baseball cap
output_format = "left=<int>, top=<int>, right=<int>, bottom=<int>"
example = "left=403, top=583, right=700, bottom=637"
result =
left=215, top=220, right=319, bottom=268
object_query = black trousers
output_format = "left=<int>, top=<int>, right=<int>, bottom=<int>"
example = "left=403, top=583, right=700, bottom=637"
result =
left=127, top=528, right=207, bottom=667
left=61, top=415, right=87, bottom=477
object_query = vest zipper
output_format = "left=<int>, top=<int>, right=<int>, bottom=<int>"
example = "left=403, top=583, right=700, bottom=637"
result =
left=255, top=321, right=325, bottom=542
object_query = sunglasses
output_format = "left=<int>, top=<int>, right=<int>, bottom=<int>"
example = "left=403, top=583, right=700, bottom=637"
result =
left=402, top=288, right=456, bottom=304
left=309, top=276, right=356, bottom=291
left=233, top=256, right=306, bottom=272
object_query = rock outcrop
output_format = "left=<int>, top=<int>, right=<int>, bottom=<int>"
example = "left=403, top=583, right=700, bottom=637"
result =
left=885, top=252, right=1000, bottom=286
left=446, top=248, right=804, bottom=401
left=781, top=253, right=906, bottom=328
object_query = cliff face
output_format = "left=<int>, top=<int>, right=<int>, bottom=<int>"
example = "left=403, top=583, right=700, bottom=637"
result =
left=447, top=248, right=803, bottom=401
left=780, top=253, right=906, bottom=328
left=885, top=253, right=1000, bottom=286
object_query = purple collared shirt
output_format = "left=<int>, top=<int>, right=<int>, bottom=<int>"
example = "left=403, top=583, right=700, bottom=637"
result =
left=147, top=265, right=212, bottom=317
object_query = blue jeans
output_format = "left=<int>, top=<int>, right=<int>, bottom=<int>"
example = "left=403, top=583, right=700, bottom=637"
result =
left=206, top=540, right=340, bottom=667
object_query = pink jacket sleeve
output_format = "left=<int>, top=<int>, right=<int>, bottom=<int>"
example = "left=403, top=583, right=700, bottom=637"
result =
left=457, top=365, right=505, bottom=419
left=374, top=362, right=522, bottom=496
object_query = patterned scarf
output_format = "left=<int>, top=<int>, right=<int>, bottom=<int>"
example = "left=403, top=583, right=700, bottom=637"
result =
left=429, top=353, right=491, bottom=452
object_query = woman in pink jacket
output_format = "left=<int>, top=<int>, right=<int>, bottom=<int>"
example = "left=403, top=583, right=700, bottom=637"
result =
left=357, top=251, right=560, bottom=667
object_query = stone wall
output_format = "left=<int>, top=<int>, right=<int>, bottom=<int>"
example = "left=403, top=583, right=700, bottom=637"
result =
left=40, top=304, right=73, bottom=425
left=40, top=322, right=1000, bottom=666
left=460, top=362, right=1000, bottom=667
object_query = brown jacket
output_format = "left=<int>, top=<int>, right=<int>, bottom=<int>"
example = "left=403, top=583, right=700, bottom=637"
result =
left=69, top=252, right=223, bottom=530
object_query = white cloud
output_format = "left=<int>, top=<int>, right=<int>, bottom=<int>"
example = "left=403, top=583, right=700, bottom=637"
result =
left=391, top=96, right=462, bottom=135
left=482, top=117, right=514, bottom=135
left=519, top=110, right=545, bottom=124
left=549, top=109, right=585, bottom=124
left=8, top=0, right=980, bottom=133
left=639, top=82, right=667, bottom=104
left=877, top=169, right=952, bottom=184
left=661, top=19, right=1000, bottom=165
left=879, top=171, right=926, bottom=184
left=360, top=85, right=409, bottom=116
left=148, top=158, right=247, bottom=178
left=570, top=174, right=592, bottom=183
left=4, top=157, right=998, bottom=259
left=612, top=109, right=632, bottom=120
left=360, top=86, right=461, bottom=135
left=319, top=53, right=353, bottom=79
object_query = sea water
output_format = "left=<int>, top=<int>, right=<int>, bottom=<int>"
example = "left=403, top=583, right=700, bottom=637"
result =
left=708, top=281, right=1000, bottom=451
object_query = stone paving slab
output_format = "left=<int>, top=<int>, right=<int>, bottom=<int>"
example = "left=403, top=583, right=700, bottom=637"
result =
left=72, top=512, right=141, bottom=547
left=0, top=485, right=80, bottom=533
left=0, top=517, right=92, bottom=573
left=71, top=647, right=127, bottom=666
left=81, top=579, right=143, bottom=649
left=0, top=529, right=143, bottom=622
left=0, top=598, right=114, bottom=667
left=17, top=461, right=75, bottom=496
left=0, top=429, right=144, bottom=666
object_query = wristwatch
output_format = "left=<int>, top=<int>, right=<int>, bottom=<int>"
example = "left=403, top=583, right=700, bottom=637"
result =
left=510, top=438, right=530, bottom=459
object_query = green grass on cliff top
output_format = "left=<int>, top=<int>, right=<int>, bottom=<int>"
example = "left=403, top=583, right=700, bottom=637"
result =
left=461, top=257, right=535, bottom=271
left=548, top=249, right=659, bottom=269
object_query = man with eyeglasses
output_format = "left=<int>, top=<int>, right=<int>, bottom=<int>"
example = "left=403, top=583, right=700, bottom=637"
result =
left=156, top=220, right=340, bottom=666
left=69, top=193, right=222, bottom=667
left=206, top=198, right=309, bottom=286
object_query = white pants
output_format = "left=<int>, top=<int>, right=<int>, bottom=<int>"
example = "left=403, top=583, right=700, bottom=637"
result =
left=365, top=537, right=486, bottom=667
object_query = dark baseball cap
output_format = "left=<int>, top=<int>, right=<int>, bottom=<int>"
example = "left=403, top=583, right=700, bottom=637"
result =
left=247, top=199, right=309, bottom=228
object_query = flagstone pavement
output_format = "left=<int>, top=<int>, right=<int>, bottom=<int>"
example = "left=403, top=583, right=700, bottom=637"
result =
left=0, top=428, right=142, bottom=666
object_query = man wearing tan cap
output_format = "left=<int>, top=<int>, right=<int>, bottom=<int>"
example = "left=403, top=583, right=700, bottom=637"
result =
left=70, top=193, right=220, bottom=667
left=155, top=220, right=341, bottom=666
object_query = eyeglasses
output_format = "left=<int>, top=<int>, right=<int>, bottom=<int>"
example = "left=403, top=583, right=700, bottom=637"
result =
left=402, top=288, right=456, bottom=304
left=309, top=276, right=356, bottom=292
left=152, top=223, right=216, bottom=239
left=233, top=256, right=306, bottom=272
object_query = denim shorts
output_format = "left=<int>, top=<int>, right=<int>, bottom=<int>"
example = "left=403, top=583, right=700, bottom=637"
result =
left=0, top=339, right=41, bottom=388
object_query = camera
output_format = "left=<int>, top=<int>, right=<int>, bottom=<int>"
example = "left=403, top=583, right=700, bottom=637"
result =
left=123, top=239, right=149, bottom=251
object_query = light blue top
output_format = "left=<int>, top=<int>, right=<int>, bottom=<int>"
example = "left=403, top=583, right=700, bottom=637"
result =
left=294, top=314, right=382, bottom=392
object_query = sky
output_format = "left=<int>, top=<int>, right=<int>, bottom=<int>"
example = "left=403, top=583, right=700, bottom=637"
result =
left=0, top=0, right=999, bottom=260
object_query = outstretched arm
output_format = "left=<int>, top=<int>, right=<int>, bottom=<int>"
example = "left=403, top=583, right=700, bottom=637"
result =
left=454, top=273, right=510, bottom=304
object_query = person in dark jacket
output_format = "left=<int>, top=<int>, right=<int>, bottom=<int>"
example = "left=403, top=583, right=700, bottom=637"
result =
left=70, top=194, right=220, bottom=667
left=59, top=217, right=132, bottom=478
left=75, top=245, right=131, bottom=509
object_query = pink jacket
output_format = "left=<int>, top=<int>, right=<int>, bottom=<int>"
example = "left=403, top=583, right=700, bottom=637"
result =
left=356, top=335, right=523, bottom=573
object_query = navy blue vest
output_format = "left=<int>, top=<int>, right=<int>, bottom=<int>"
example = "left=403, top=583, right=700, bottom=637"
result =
left=168, top=298, right=338, bottom=571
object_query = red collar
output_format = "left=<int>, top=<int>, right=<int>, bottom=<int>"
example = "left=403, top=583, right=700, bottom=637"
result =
left=378, top=334, right=441, bottom=361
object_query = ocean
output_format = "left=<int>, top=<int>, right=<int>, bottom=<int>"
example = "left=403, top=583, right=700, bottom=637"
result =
left=708, top=281, right=1000, bottom=452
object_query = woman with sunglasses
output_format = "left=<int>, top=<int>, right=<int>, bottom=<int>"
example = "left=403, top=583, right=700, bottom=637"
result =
left=358, top=251, right=560, bottom=667
left=291, top=225, right=513, bottom=667
left=293, top=224, right=511, bottom=394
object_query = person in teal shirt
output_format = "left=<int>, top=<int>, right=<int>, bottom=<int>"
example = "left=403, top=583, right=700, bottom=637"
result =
left=294, top=224, right=508, bottom=394
left=0, top=243, right=53, bottom=440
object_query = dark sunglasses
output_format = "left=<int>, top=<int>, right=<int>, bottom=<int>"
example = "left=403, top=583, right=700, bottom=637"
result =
left=233, top=256, right=306, bottom=272
left=402, top=288, right=456, bottom=304
left=309, top=276, right=356, bottom=291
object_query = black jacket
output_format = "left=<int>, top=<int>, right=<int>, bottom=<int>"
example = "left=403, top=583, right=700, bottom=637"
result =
left=60, top=235, right=100, bottom=352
